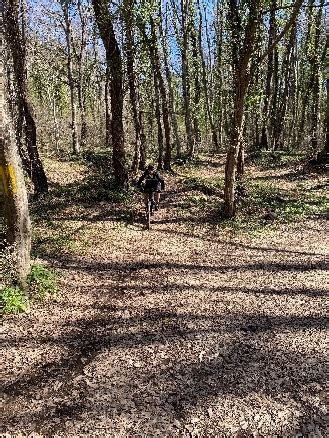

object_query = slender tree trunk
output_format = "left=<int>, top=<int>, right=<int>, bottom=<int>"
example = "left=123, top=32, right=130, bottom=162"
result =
left=153, top=70, right=164, bottom=169
left=181, top=0, right=194, bottom=157
left=105, top=68, right=111, bottom=149
left=191, top=29, right=201, bottom=153
left=52, top=97, right=60, bottom=153
left=261, top=0, right=276, bottom=148
left=77, top=0, right=88, bottom=150
left=123, top=0, right=146, bottom=175
left=197, top=0, right=219, bottom=152
left=92, top=0, right=128, bottom=187
left=161, top=6, right=182, bottom=158
left=272, top=22, right=297, bottom=150
left=150, top=19, right=171, bottom=170
left=322, top=78, right=329, bottom=160
left=62, top=3, right=80, bottom=155
left=1, top=1, right=31, bottom=285
left=310, top=0, right=324, bottom=152
left=296, top=0, right=315, bottom=147
left=223, top=0, right=260, bottom=218
left=215, top=0, right=224, bottom=151
left=140, top=18, right=171, bottom=170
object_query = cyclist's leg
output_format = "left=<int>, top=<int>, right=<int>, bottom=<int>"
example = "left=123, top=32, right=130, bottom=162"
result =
left=143, top=192, right=148, bottom=206
left=155, top=191, right=160, bottom=204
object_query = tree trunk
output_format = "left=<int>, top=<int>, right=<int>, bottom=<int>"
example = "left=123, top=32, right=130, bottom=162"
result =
left=223, top=0, right=260, bottom=218
left=215, top=0, right=224, bottom=152
left=150, top=19, right=171, bottom=170
left=160, top=6, right=182, bottom=158
left=5, top=0, right=48, bottom=196
left=272, top=21, right=297, bottom=150
left=323, top=78, right=329, bottom=160
left=105, top=68, right=111, bottom=149
left=153, top=69, right=164, bottom=169
left=181, top=0, right=194, bottom=157
left=1, top=1, right=31, bottom=286
left=310, top=0, right=324, bottom=152
left=191, top=29, right=201, bottom=153
left=197, top=0, right=219, bottom=152
left=52, top=98, right=60, bottom=153
left=92, top=0, right=128, bottom=187
left=123, top=0, right=146, bottom=176
left=139, top=19, right=171, bottom=170
left=261, top=0, right=276, bottom=148
left=62, top=3, right=80, bottom=155
left=77, top=0, right=88, bottom=150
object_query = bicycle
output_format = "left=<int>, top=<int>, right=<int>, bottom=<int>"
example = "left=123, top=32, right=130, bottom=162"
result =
left=135, top=178, right=160, bottom=229
left=145, top=188, right=156, bottom=230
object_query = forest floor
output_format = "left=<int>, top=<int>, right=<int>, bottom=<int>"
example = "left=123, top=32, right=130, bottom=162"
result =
left=2, top=154, right=328, bottom=437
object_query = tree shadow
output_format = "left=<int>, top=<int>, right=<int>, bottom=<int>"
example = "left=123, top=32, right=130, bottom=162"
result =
left=155, top=226, right=327, bottom=257
left=3, top=306, right=327, bottom=435
left=45, top=253, right=327, bottom=276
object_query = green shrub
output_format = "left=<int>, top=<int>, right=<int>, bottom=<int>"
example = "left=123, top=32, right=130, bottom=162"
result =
left=27, top=264, right=58, bottom=300
left=0, top=286, right=28, bottom=314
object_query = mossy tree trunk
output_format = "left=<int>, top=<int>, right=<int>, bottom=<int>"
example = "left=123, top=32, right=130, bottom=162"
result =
left=1, top=0, right=31, bottom=286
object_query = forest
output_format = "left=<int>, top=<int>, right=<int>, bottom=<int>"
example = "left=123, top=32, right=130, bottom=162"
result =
left=1, top=0, right=328, bottom=435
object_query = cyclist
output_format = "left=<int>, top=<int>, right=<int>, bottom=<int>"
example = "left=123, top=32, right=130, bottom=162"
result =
left=137, top=164, right=165, bottom=211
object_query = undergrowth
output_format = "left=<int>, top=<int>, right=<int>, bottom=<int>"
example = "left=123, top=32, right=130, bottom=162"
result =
left=177, top=165, right=327, bottom=234
left=219, top=179, right=328, bottom=234
left=0, top=286, right=28, bottom=314
left=248, top=151, right=306, bottom=168
left=0, top=263, right=58, bottom=315
left=27, top=263, right=58, bottom=301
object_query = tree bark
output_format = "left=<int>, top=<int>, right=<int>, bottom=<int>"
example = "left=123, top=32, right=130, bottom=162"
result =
left=261, top=0, right=276, bottom=148
left=139, top=18, right=171, bottom=170
left=92, top=0, right=128, bottom=187
left=123, top=0, right=146, bottom=176
left=272, top=21, right=297, bottom=150
left=1, top=0, right=31, bottom=286
left=77, top=0, right=88, bottom=150
left=310, top=0, right=324, bottom=152
left=62, top=2, right=80, bottom=155
left=180, top=0, right=194, bottom=157
left=191, top=29, right=201, bottom=153
left=223, top=0, right=261, bottom=218
left=150, top=18, right=171, bottom=170
left=5, top=0, right=48, bottom=196
left=160, top=6, right=182, bottom=158
left=197, top=0, right=219, bottom=152
left=152, top=70, right=164, bottom=169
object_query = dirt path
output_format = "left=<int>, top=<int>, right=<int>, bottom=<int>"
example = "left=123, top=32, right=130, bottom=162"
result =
left=2, top=163, right=328, bottom=437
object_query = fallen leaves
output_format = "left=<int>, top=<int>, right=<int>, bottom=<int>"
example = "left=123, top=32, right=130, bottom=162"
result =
left=2, top=161, right=328, bottom=436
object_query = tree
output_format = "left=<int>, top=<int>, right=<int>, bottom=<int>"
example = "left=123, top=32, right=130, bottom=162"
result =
left=197, top=0, right=219, bottom=152
left=5, top=0, right=48, bottom=196
left=223, top=0, right=262, bottom=218
left=60, top=0, right=80, bottom=155
left=180, top=0, right=195, bottom=158
left=223, top=0, right=305, bottom=217
left=92, top=0, right=128, bottom=187
left=1, top=0, right=31, bottom=286
left=123, top=0, right=146, bottom=174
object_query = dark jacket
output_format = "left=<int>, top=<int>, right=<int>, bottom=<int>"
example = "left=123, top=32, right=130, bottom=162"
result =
left=138, top=170, right=165, bottom=192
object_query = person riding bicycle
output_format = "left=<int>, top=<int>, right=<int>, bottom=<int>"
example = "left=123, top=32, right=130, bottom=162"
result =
left=137, top=164, right=165, bottom=211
